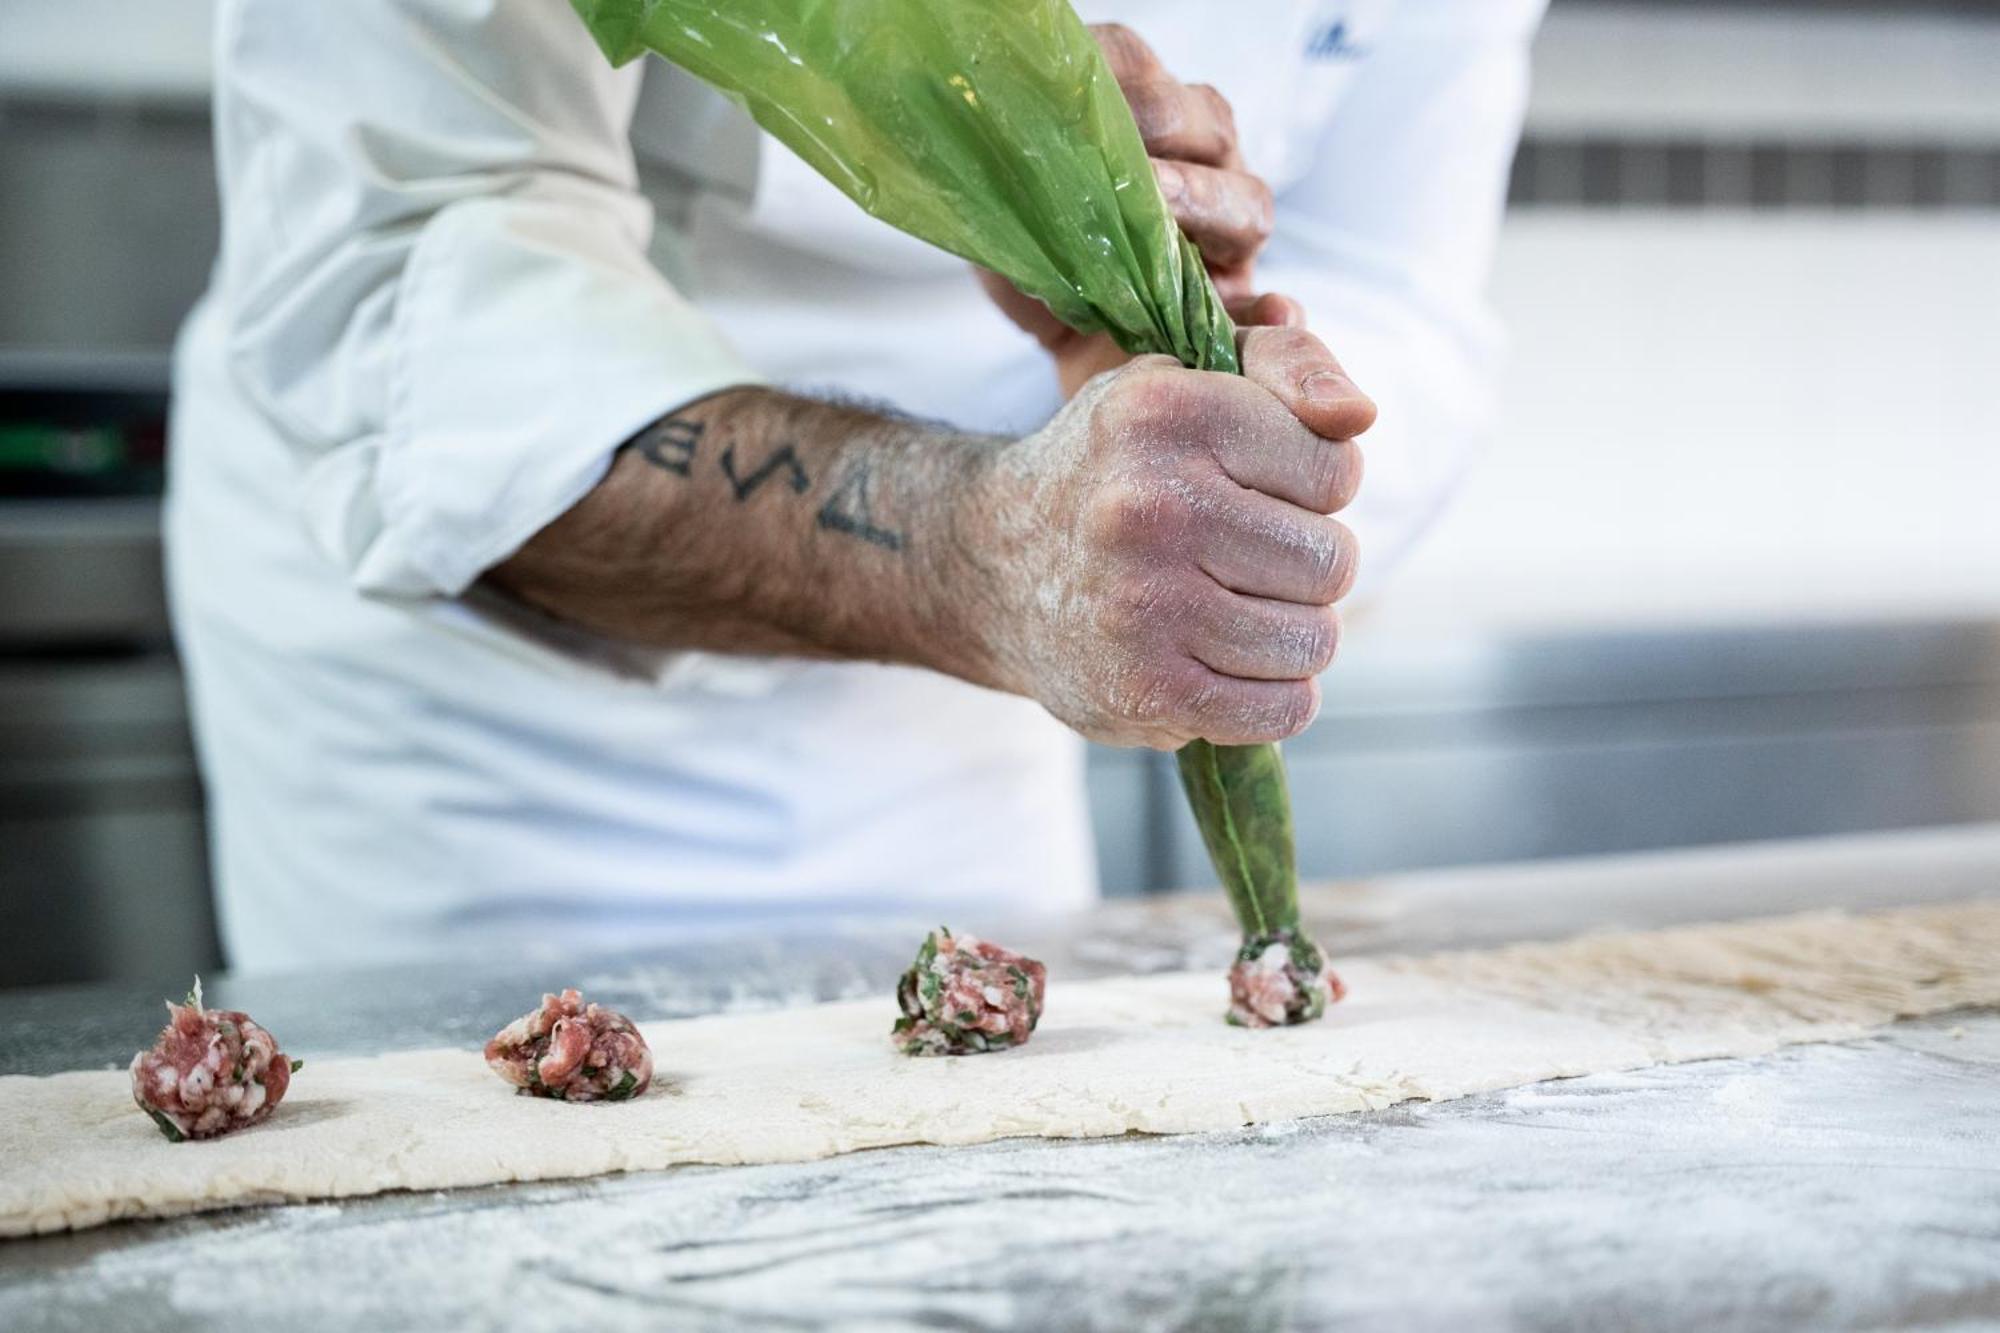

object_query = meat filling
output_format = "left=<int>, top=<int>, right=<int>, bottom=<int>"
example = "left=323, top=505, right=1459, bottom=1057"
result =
left=893, top=928, right=1046, bottom=1056
left=129, top=979, right=299, bottom=1142
left=1227, top=929, right=1346, bottom=1028
left=484, top=988, right=653, bottom=1102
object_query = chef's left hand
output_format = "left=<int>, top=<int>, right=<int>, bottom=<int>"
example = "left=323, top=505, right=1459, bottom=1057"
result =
left=978, top=22, right=1302, bottom=397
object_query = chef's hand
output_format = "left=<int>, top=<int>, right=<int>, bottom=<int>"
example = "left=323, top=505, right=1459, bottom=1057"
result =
left=977, top=23, right=1302, bottom=398
left=965, top=326, right=1375, bottom=749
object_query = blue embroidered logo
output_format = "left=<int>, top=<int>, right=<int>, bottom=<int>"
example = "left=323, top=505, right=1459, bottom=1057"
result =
left=1305, top=19, right=1365, bottom=62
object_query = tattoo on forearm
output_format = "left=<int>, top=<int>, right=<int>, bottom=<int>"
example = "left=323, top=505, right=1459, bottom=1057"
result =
left=816, top=460, right=905, bottom=551
left=630, top=410, right=906, bottom=554
left=720, top=443, right=811, bottom=501
left=633, top=416, right=703, bottom=476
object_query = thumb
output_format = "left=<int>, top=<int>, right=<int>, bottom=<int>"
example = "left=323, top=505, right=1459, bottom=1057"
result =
left=1236, top=324, right=1377, bottom=442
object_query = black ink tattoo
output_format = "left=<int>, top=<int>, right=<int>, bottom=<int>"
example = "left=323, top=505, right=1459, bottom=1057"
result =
left=633, top=416, right=703, bottom=476
left=720, top=443, right=811, bottom=501
left=816, top=461, right=905, bottom=551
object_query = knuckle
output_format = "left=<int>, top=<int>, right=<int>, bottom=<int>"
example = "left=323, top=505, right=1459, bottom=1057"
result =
left=1127, top=77, right=1185, bottom=138
left=1264, top=324, right=1327, bottom=367
left=1124, top=679, right=1169, bottom=726
left=1090, top=372, right=1150, bottom=440
left=1241, top=325, right=1323, bottom=382
left=1085, top=477, right=1191, bottom=554
left=1336, top=445, right=1365, bottom=511
left=1297, top=524, right=1342, bottom=599
left=1275, top=681, right=1322, bottom=738
left=1101, top=366, right=1206, bottom=440
left=1301, top=608, right=1342, bottom=673
left=1313, top=519, right=1360, bottom=600
left=1128, top=662, right=1203, bottom=728
left=1084, top=480, right=1153, bottom=549
left=1107, top=352, right=1185, bottom=389
left=1215, top=680, right=1318, bottom=745
left=1100, top=569, right=1172, bottom=638
left=1093, top=23, right=1150, bottom=75
left=1256, top=606, right=1338, bottom=678
left=1192, top=83, right=1237, bottom=138
left=1308, top=442, right=1360, bottom=513
left=1167, top=669, right=1224, bottom=727
left=1246, top=175, right=1275, bottom=241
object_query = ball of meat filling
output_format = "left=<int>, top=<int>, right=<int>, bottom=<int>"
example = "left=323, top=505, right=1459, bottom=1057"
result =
left=485, top=988, right=653, bottom=1102
left=893, top=928, right=1047, bottom=1056
left=1227, top=929, right=1346, bottom=1028
left=129, top=979, right=299, bottom=1142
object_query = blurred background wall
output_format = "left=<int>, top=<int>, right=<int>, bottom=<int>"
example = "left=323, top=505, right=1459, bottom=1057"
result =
left=2, top=0, right=1998, bottom=985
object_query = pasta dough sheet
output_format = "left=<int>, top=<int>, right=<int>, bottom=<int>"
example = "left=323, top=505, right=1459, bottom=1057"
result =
left=5, top=901, right=1996, bottom=1237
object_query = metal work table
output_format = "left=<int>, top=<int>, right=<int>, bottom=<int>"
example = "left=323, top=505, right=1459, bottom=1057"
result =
left=4, top=824, right=1999, bottom=1331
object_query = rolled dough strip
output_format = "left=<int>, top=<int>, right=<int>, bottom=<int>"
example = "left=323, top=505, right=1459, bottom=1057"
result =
left=4, top=901, right=1996, bottom=1237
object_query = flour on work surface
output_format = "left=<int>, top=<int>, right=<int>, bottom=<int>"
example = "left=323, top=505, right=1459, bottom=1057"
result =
left=3, top=901, right=1996, bottom=1237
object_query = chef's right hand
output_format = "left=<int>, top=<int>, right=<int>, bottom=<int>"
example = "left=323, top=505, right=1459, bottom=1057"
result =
left=964, top=326, right=1375, bottom=749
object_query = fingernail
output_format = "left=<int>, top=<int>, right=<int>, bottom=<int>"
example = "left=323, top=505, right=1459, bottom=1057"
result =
left=1301, top=371, right=1350, bottom=405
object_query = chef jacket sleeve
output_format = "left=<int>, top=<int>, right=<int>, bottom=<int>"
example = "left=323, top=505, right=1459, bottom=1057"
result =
left=1256, top=0, right=1546, bottom=589
left=211, top=0, right=761, bottom=599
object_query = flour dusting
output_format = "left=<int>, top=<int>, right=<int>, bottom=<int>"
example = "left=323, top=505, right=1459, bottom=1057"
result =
left=4, top=1018, right=1994, bottom=1332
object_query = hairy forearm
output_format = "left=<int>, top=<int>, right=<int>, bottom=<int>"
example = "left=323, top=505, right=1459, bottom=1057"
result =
left=488, top=387, right=1009, bottom=688
left=490, top=328, right=1370, bottom=750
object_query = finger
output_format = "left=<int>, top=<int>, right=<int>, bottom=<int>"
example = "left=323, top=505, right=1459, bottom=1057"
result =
left=1125, top=78, right=1237, bottom=166
left=1210, top=264, right=1258, bottom=309
left=1189, top=594, right=1342, bottom=681
left=1196, top=496, right=1357, bottom=604
left=1091, top=26, right=1246, bottom=168
left=1236, top=324, right=1378, bottom=442
left=1168, top=672, right=1322, bottom=747
left=1153, top=160, right=1273, bottom=269
left=1059, top=334, right=1139, bottom=400
left=1225, top=292, right=1307, bottom=329
left=1198, top=373, right=1365, bottom=513
left=1188, top=84, right=1244, bottom=170
left=1091, top=22, right=1164, bottom=83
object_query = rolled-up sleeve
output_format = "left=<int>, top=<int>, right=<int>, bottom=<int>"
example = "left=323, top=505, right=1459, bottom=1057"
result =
left=1259, top=0, right=1546, bottom=587
left=211, top=0, right=759, bottom=599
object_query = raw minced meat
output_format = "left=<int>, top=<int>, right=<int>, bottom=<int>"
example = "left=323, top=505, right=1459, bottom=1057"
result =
left=1227, top=929, right=1345, bottom=1028
left=129, top=979, right=299, bottom=1142
left=893, top=928, right=1046, bottom=1056
left=484, top=988, right=653, bottom=1103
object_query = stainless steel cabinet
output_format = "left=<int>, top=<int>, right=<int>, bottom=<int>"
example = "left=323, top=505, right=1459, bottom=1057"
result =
left=0, top=652, right=217, bottom=989
left=1095, top=622, right=2000, bottom=895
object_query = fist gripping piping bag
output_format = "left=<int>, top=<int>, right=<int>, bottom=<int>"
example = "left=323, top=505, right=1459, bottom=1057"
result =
left=572, top=0, right=1339, bottom=1022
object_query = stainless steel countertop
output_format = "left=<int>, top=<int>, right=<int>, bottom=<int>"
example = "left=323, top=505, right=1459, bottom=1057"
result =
left=4, top=824, right=1999, bottom=1331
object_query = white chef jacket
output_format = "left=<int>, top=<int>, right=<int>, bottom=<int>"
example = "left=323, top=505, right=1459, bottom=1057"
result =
left=169, top=0, right=1545, bottom=972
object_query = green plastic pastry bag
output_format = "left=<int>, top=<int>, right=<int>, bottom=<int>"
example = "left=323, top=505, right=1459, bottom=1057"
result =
left=572, top=0, right=1305, bottom=943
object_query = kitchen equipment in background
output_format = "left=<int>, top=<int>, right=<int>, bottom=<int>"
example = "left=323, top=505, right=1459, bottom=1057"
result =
left=1094, top=619, right=2000, bottom=897
left=0, top=351, right=219, bottom=989
left=0, top=351, right=166, bottom=501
